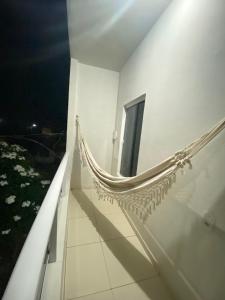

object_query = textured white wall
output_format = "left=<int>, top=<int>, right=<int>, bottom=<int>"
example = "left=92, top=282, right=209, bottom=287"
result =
left=65, top=59, right=79, bottom=194
left=113, top=0, right=225, bottom=299
left=71, top=61, right=119, bottom=189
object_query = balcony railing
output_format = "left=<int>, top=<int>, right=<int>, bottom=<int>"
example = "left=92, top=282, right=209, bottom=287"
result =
left=3, top=153, right=68, bottom=300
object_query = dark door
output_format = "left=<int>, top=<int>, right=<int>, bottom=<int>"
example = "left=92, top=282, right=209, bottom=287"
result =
left=120, top=99, right=145, bottom=177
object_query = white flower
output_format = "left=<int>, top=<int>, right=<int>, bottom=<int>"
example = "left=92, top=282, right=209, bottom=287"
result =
left=0, top=174, right=7, bottom=179
left=14, top=165, right=25, bottom=172
left=18, top=156, right=26, bottom=161
left=13, top=215, right=21, bottom=221
left=5, top=195, right=16, bottom=204
left=1, top=152, right=17, bottom=159
left=34, top=205, right=40, bottom=213
left=1, top=229, right=11, bottom=235
left=11, top=144, right=27, bottom=152
left=20, top=182, right=30, bottom=188
left=20, top=172, right=27, bottom=176
left=14, top=165, right=28, bottom=176
left=40, top=180, right=51, bottom=185
left=22, top=200, right=31, bottom=207
left=0, top=141, right=8, bottom=147
left=0, top=180, right=8, bottom=186
left=28, top=168, right=39, bottom=177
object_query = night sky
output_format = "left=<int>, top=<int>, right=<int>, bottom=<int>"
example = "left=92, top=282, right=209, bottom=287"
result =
left=0, top=0, right=70, bottom=134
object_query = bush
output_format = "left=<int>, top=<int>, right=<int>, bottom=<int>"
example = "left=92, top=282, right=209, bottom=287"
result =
left=0, top=140, right=51, bottom=296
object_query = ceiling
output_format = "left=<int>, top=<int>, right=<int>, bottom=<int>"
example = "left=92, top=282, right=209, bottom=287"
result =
left=67, top=0, right=171, bottom=71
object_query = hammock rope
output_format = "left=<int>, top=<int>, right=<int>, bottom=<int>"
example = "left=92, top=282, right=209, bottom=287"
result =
left=76, top=116, right=225, bottom=221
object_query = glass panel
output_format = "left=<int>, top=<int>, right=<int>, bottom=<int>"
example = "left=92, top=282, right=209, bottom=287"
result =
left=120, top=99, right=145, bottom=177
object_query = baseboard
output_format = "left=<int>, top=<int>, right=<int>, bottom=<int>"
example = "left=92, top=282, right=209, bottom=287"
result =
left=122, top=208, right=160, bottom=273
left=122, top=210, right=202, bottom=300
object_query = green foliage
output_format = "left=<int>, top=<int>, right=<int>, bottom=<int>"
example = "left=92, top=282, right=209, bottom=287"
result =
left=0, top=141, right=51, bottom=242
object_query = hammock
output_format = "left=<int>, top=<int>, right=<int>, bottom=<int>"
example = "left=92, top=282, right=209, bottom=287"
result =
left=76, top=116, right=225, bottom=221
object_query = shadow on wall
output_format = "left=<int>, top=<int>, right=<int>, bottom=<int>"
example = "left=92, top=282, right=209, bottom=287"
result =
left=70, top=126, right=82, bottom=189
left=177, top=197, right=225, bottom=300
left=126, top=132, right=225, bottom=300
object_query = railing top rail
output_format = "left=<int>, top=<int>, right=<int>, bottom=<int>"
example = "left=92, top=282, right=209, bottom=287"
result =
left=3, top=153, right=68, bottom=300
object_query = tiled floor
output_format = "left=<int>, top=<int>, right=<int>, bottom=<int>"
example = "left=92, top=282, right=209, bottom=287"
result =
left=64, top=189, right=174, bottom=300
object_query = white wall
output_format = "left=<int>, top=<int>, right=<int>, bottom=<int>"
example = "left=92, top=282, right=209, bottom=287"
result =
left=71, top=61, right=119, bottom=189
left=64, top=59, right=79, bottom=194
left=113, top=0, right=225, bottom=299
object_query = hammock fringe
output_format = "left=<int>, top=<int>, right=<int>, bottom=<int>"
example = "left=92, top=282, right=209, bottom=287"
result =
left=76, top=116, right=225, bottom=221
left=93, top=171, right=177, bottom=222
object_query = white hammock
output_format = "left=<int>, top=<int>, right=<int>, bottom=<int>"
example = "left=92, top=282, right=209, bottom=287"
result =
left=76, top=116, right=225, bottom=221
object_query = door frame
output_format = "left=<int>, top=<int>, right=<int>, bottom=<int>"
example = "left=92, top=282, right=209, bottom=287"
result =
left=117, top=93, right=146, bottom=176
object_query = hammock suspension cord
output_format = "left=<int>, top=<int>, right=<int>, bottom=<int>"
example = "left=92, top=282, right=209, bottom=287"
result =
left=76, top=116, right=225, bottom=221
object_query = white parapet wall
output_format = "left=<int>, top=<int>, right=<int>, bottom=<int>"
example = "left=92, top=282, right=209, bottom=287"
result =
left=41, top=192, right=70, bottom=300
left=41, top=58, right=80, bottom=300
left=3, top=154, right=69, bottom=300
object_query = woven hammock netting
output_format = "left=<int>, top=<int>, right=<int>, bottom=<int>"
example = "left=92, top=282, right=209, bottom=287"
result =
left=76, top=116, right=225, bottom=221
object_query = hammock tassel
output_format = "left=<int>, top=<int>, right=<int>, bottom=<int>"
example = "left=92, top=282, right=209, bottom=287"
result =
left=76, top=115, right=225, bottom=221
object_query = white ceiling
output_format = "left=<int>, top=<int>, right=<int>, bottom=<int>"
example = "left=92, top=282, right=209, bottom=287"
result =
left=67, top=0, right=171, bottom=71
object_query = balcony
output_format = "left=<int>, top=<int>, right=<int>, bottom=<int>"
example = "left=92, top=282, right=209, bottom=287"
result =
left=2, top=151, right=174, bottom=300
left=2, top=0, right=225, bottom=299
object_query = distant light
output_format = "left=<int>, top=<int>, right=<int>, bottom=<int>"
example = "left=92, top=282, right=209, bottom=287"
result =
left=31, top=123, right=37, bottom=128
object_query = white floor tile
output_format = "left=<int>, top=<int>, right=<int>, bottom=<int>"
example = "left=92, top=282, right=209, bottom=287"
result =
left=93, top=200, right=123, bottom=216
left=67, top=217, right=100, bottom=247
left=71, top=290, right=115, bottom=300
left=65, top=243, right=110, bottom=299
left=65, top=190, right=170, bottom=300
left=96, top=213, right=135, bottom=241
left=68, top=194, right=86, bottom=219
left=82, top=189, right=95, bottom=199
left=102, top=236, right=157, bottom=288
left=69, top=191, right=94, bottom=219
left=112, top=277, right=174, bottom=300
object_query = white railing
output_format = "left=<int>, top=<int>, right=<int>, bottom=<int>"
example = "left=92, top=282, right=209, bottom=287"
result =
left=3, top=153, right=68, bottom=300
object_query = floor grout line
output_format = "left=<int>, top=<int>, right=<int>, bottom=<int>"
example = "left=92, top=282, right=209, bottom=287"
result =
left=66, top=273, right=160, bottom=300
left=66, top=240, right=101, bottom=249
left=67, top=288, right=114, bottom=300
left=67, top=216, right=98, bottom=225
left=65, top=190, right=167, bottom=300
left=99, top=234, right=137, bottom=243
left=99, top=234, right=114, bottom=290
left=67, top=215, right=95, bottom=221
left=110, top=273, right=160, bottom=290
left=66, top=275, right=162, bottom=300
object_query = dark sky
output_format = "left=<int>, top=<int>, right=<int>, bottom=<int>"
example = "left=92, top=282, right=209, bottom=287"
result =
left=0, top=0, right=70, bottom=134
